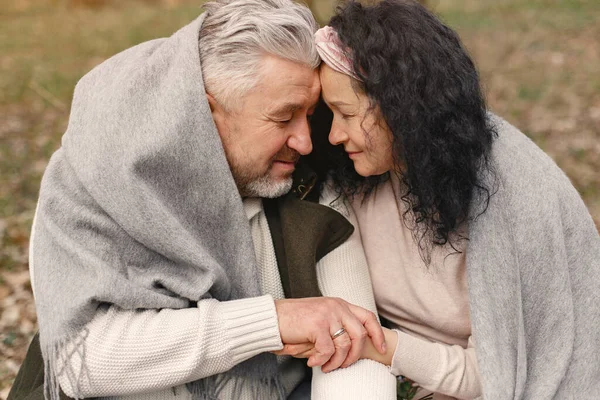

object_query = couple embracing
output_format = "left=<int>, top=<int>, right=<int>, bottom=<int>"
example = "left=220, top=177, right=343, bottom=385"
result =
left=10, top=1, right=599, bottom=400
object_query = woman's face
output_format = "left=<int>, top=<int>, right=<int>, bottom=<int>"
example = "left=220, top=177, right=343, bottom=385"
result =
left=319, top=64, right=395, bottom=177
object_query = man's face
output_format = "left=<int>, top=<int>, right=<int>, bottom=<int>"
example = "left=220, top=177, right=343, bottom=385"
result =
left=209, top=55, right=321, bottom=198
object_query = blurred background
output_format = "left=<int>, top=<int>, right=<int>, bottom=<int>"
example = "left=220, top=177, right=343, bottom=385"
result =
left=0, top=0, right=598, bottom=396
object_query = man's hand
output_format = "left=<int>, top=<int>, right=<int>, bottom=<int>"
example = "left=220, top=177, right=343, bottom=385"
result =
left=276, top=327, right=398, bottom=371
left=273, top=297, right=386, bottom=372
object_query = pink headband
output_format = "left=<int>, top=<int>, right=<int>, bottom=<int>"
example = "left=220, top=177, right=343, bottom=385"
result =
left=314, top=26, right=361, bottom=81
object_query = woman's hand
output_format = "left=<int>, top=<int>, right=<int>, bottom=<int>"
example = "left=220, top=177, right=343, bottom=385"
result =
left=360, top=327, right=398, bottom=366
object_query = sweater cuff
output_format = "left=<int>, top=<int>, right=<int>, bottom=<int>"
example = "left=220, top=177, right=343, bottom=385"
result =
left=216, top=295, right=283, bottom=364
left=312, top=360, right=397, bottom=400
left=390, top=330, right=441, bottom=380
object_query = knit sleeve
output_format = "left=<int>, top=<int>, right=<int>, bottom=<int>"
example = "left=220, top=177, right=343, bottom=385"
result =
left=311, top=185, right=397, bottom=400
left=390, top=333, right=481, bottom=399
left=56, top=295, right=282, bottom=398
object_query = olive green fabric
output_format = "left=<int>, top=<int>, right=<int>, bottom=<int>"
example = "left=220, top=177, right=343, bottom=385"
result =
left=264, top=162, right=354, bottom=299
left=8, top=333, right=71, bottom=400
left=265, top=195, right=353, bottom=299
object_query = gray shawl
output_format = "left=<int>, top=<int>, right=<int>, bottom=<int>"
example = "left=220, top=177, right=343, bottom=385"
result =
left=31, top=14, right=283, bottom=400
left=468, top=116, right=600, bottom=398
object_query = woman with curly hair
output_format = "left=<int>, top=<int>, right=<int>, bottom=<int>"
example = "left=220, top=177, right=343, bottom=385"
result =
left=297, top=0, right=600, bottom=398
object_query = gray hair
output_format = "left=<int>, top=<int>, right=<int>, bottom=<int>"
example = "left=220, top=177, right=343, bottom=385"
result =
left=199, top=0, right=320, bottom=111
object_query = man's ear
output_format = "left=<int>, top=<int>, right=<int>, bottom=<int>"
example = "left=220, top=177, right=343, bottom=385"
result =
left=206, top=93, right=218, bottom=113
left=206, top=93, right=228, bottom=136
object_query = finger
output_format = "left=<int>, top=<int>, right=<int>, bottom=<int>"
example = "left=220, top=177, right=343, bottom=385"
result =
left=295, top=348, right=317, bottom=359
left=340, top=325, right=366, bottom=368
left=307, top=331, right=335, bottom=368
left=321, top=331, right=351, bottom=373
left=348, top=304, right=386, bottom=354
left=273, top=343, right=314, bottom=357
left=340, top=329, right=367, bottom=368
left=274, top=348, right=316, bottom=359
left=338, top=311, right=368, bottom=366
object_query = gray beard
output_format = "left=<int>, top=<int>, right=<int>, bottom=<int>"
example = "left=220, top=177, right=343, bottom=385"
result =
left=226, top=147, right=298, bottom=199
left=242, top=175, right=293, bottom=198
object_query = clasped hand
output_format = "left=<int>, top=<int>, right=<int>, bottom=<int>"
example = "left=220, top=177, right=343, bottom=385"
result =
left=273, top=297, right=386, bottom=373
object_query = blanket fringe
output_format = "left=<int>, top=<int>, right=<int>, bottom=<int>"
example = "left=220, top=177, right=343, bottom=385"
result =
left=43, top=328, right=90, bottom=400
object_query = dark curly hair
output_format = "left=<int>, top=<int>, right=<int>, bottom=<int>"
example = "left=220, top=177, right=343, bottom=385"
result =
left=308, top=0, right=497, bottom=262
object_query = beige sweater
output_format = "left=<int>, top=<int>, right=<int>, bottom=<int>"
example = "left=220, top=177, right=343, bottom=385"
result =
left=47, top=188, right=396, bottom=399
left=352, top=174, right=481, bottom=400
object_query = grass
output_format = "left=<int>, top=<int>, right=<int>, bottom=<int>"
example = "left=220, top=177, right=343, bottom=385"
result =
left=0, top=0, right=599, bottom=394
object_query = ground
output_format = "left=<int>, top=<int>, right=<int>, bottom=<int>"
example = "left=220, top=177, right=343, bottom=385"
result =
left=1, top=0, right=599, bottom=396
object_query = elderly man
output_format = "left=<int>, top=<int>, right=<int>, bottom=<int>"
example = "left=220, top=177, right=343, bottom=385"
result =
left=9, top=0, right=398, bottom=399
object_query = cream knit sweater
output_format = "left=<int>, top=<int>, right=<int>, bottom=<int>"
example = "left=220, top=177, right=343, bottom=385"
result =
left=43, top=187, right=396, bottom=399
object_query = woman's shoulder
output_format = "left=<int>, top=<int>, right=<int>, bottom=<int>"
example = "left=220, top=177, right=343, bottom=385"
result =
left=486, top=113, right=578, bottom=199
left=489, top=114, right=564, bottom=181
left=472, top=113, right=591, bottom=227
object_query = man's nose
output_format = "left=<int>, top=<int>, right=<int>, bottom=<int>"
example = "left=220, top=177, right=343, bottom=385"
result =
left=288, top=120, right=313, bottom=155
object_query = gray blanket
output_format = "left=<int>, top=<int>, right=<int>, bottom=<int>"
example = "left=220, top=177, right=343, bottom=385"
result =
left=31, top=13, right=281, bottom=400
left=468, top=115, right=600, bottom=398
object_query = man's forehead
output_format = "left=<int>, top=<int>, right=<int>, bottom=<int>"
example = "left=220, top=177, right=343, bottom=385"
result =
left=310, top=71, right=322, bottom=99
left=267, top=74, right=320, bottom=113
left=271, top=102, right=304, bottom=114
left=269, top=97, right=319, bottom=115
